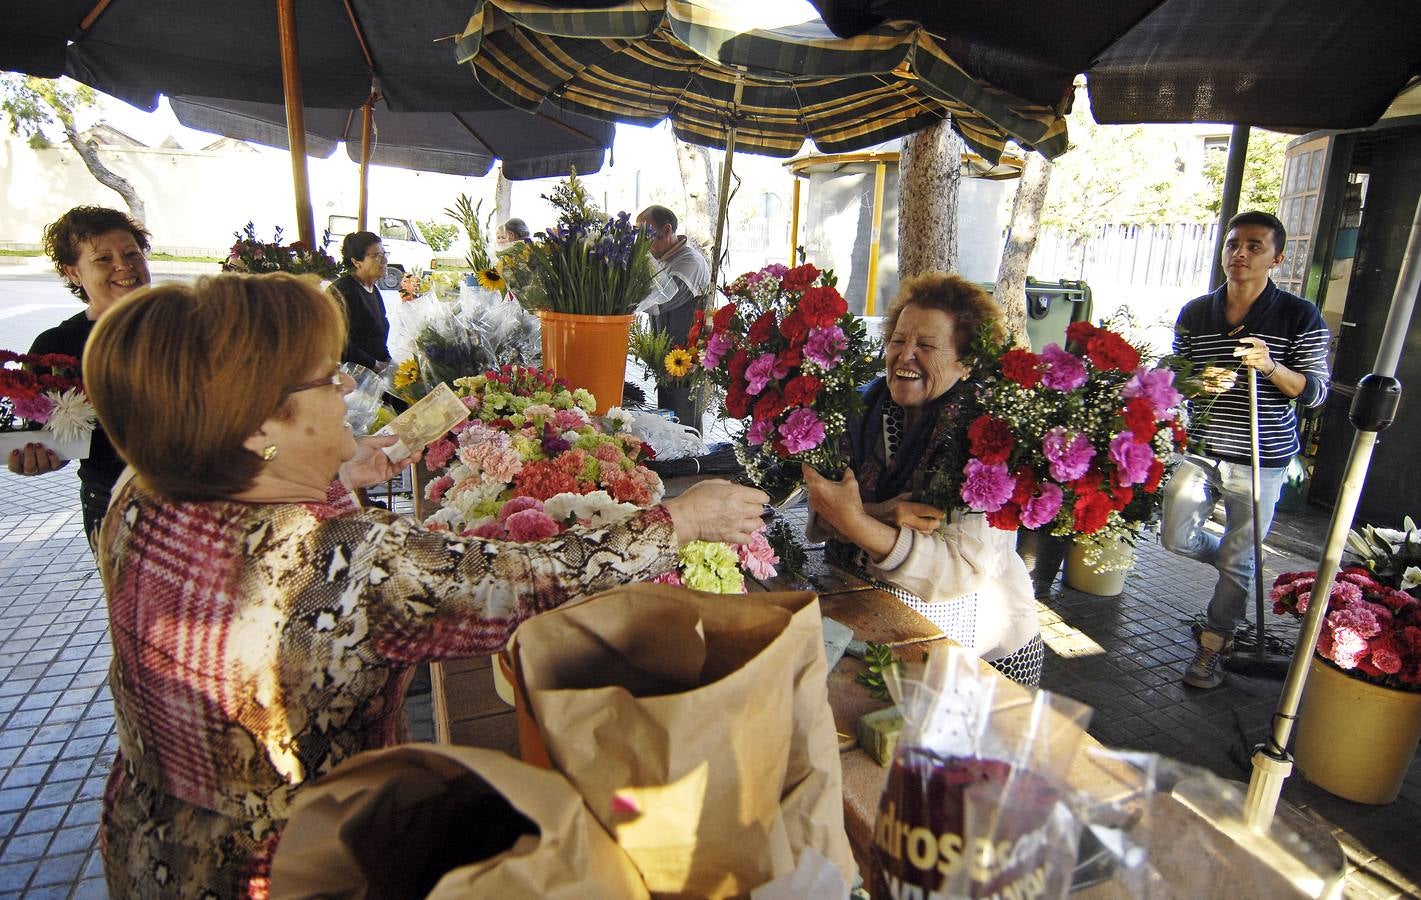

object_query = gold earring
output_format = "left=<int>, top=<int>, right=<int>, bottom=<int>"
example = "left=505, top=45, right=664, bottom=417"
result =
left=260, top=444, right=278, bottom=461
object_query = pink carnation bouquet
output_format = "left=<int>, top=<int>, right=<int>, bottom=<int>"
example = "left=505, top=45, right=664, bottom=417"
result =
left=1272, top=567, right=1421, bottom=689
left=936, top=320, right=1187, bottom=569
left=695, top=263, right=878, bottom=501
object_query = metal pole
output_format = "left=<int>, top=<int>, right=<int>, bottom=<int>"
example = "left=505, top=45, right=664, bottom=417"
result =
left=1244, top=195, right=1421, bottom=829
left=357, top=96, right=374, bottom=232
left=277, top=0, right=316, bottom=248
left=1248, top=368, right=1267, bottom=654
left=789, top=177, right=802, bottom=265
left=865, top=161, right=887, bottom=316
left=1209, top=124, right=1251, bottom=291
left=709, top=72, right=746, bottom=298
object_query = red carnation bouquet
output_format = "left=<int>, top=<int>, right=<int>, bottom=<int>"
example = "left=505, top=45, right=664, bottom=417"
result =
left=1272, top=566, right=1421, bottom=690
left=942, top=321, right=1186, bottom=569
left=695, top=263, right=877, bottom=499
left=1, top=350, right=96, bottom=458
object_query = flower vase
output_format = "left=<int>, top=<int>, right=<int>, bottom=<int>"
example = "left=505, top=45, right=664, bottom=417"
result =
left=1064, top=534, right=1133, bottom=596
left=1016, top=528, right=1071, bottom=598
left=537, top=310, right=633, bottom=415
left=1294, top=655, right=1421, bottom=804
left=0, top=429, right=91, bottom=462
left=656, top=384, right=698, bottom=431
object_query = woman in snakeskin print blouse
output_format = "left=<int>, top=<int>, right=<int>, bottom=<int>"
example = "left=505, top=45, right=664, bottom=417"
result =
left=83, top=272, right=767, bottom=899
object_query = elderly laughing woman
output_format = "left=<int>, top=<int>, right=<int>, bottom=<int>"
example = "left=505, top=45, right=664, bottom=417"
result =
left=85, top=272, right=767, bottom=898
left=803, top=272, right=1043, bottom=685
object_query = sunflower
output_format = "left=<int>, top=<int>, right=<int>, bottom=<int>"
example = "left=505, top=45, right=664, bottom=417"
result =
left=664, top=347, right=694, bottom=378
left=393, top=358, right=420, bottom=389
left=476, top=267, right=507, bottom=292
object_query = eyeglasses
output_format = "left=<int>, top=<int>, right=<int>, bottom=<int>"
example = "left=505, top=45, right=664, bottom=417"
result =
left=285, top=373, right=348, bottom=395
left=365, top=251, right=388, bottom=261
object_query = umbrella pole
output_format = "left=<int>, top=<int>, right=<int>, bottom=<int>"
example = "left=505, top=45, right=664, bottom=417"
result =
left=1243, top=195, right=1420, bottom=830
left=1225, top=367, right=1291, bottom=678
left=357, top=95, right=374, bottom=231
left=276, top=0, right=316, bottom=248
left=709, top=74, right=745, bottom=296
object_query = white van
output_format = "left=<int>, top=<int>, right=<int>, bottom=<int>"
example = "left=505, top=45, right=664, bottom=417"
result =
left=326, top=215, right=432, bottom=289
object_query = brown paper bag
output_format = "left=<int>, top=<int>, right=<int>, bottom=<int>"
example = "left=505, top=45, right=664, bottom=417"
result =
left=507, top=585, right=855, bottom=898
left=270, top=744, right=649, bottom=899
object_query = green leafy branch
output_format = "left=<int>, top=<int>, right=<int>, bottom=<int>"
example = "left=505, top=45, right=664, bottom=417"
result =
left=857, top=642, right=904, bottom=701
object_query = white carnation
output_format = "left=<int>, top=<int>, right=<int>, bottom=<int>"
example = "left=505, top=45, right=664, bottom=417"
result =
left=44, top=389, right=96, bottom=444
left=544, top=490, right=638, bottom=526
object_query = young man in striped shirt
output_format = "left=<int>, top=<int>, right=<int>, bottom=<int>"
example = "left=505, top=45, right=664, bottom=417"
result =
left=1162, top=210, right=1331, bottom=689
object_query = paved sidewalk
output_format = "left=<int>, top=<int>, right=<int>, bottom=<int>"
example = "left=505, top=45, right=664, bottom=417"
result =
left=0, top=462, right=1417, bottom=897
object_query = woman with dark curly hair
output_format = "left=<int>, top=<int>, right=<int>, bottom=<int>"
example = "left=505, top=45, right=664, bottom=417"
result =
left=802, top=272, right=1043, bottom=685
left=7, top=206, right=152, bottom=548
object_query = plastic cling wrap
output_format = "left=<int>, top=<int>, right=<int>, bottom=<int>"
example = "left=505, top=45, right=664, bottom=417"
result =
left=873, top=647, right=1090, bottom=899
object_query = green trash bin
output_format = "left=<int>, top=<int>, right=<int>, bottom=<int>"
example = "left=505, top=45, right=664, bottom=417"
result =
left=979, top=278, right=1093, bottom=350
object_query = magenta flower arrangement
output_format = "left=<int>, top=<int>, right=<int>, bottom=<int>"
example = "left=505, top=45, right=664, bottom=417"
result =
left=694, top=263, right=878, bottom=499
left=946, top=321, right=1188, bottom=557
left=1273, top=567, right=1421, bottom=690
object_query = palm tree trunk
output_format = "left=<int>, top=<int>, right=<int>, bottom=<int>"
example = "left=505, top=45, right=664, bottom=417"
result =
left=897, top=120, right=961, bottom=278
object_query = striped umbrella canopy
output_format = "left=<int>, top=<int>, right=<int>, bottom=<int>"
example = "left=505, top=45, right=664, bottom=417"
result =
left=452, top=0, right=1070, bottom=164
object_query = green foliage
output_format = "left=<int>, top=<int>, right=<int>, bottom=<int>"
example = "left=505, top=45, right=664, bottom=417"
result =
left=416, top=220, right=459, bottom=253
left=628, top=323, right=683, bottom=386
left=443, top=194, right=494, bottom=272
left=1, top=74, right=94, bottom=140
left=543, top=169, right=603, bottom=230
left=1040, top=89, right=1288, bottom=234
left=857, top=642, right=904, bottom=701
left=764, top=516, right=809, bottom=587
left=1196, top=130, right=1289, bottom=217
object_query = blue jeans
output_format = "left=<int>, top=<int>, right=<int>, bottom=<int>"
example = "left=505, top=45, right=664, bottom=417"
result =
left=1160, top=456, right=1289, bottom=634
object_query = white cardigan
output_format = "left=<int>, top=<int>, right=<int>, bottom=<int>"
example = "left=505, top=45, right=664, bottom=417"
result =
left=808, top=508, right=1039, bottom=661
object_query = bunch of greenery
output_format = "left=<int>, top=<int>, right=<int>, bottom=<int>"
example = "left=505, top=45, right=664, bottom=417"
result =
left=416, top=220, right=459, bottom=253
left=764, top=515, right=809, bottom=587
left=443, top=194, right=494, bottom=273
left=516, top=173, right=655, bottom=317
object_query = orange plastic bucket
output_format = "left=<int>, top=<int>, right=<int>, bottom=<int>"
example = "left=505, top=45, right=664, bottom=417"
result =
left=538, top=310, right=633, bottom=414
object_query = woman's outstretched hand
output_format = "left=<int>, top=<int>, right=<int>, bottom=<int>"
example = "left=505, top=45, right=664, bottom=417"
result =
left=662, top=479, right=769, bottom=546
left=801, top=464, right=870, bottom=536
left=340, top=435, right=422, bottom=489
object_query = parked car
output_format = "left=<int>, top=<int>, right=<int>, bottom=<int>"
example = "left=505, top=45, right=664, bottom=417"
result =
left=326, top=214, right=432, bottom=290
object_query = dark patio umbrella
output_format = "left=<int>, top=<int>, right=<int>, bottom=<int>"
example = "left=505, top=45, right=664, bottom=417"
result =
left=168, top=95, right=612, bottom=181
left=806, top=0, right=1421, bottom=131
left=2, top=1, right=614, bottom=238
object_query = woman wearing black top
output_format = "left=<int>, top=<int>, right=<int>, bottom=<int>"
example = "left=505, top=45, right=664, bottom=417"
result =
left=329, top=231, right=392, bottom=372
left=8, top=206, right=152, bottom=549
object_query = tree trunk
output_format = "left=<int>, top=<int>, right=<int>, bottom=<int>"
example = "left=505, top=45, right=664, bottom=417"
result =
left=674, top=139, right=717, bottom=247
left=493, top=165, right=513, bottom=229
left=995, top=151, right=1053, bottom=346
left=63, top=121, right=145, bottom=224
left=897, top=120, right=961, bottom=279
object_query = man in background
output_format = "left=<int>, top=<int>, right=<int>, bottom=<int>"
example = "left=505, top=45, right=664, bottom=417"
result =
left=636, top=204, right=710, bottom=345
left=1162, top=210, right=1331, bottom=689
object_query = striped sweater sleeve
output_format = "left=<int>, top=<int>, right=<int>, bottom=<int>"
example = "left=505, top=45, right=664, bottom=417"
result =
left=1288, top=302, right=1330, bottom=409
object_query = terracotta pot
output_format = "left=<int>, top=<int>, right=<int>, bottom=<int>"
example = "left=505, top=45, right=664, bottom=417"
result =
left=1294, top=655, right=1421, bottom=804
left=538, top=310, right=633, bottom=414
left=1063, top=535, right=1133, bottom=596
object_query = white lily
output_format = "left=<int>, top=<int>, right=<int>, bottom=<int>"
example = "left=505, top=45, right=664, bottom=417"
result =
left=1403, top=566, right=1421, bottom=591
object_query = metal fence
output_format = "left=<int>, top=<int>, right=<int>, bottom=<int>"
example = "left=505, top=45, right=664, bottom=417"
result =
left=1032, top=222, right=1217, bottom=290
